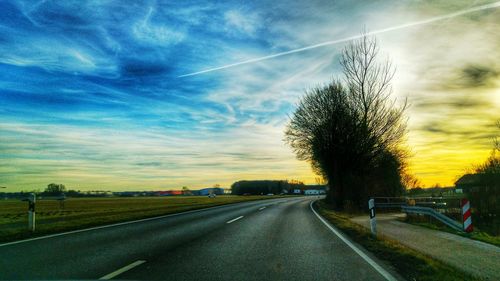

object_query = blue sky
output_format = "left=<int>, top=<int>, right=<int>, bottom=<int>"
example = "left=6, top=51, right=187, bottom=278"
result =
left=1, top=0, right=499, bottom=191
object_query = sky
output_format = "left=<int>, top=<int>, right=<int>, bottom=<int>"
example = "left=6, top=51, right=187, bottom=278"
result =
left=0, top=0, right=499, bottom=191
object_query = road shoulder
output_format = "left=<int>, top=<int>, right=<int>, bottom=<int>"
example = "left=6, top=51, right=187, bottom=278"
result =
left=314, top=200, right=483, bottom=281
left=350, top=213, right=500, bottom=280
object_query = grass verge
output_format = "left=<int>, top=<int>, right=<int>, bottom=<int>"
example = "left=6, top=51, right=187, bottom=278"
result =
left=0, top=195, right=285, bottom=243
left=401, top=217, right=500, bottom=247
left=315, top=200, right=482, bottom=281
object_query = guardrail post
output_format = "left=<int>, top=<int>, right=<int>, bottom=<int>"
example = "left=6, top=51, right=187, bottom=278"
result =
left=368, top=198, right=376, bottom=236
left=461, top=199, right=473, bottom=233
left=28, top=193, right=36, bottom=232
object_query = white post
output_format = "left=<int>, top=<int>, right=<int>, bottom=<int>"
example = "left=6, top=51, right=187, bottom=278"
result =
left=368, top=198, right=376, bottom=236
left=28, top=193, right=36, bottom=232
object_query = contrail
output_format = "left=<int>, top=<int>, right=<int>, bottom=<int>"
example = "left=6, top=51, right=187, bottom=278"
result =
left=179, top=1, right=500, bottom=78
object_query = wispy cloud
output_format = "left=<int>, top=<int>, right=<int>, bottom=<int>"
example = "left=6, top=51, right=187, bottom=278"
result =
left=0, top=121, right=313, bottom=189
left=132, top=7, right=185, bottom=46
left=223, top=9, right=262, bottom=37
left=178, top=1, right=500, bottom=77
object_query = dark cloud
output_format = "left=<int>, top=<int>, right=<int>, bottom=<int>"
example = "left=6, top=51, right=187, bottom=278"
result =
left=418, top=117, right=499, bottom=152
left=120, top=59, right=171, bottom=77
left=420, top=121, right=494, bottom=138
left=425, top=64, right=500, bottom=92
left=421, top=123, right=447, bottom=134
left=460, top=64, right=498, bottom=87
left=412, top=96, right=491, bottom=110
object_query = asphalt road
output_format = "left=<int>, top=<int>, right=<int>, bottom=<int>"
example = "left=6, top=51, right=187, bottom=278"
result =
left=0, top=197, right=399, bottom=280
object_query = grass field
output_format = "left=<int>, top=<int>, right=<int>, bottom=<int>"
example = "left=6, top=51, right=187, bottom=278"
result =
left=0, top=195, right=282, bottom=243
left=315, top=200, right=481, bottom=281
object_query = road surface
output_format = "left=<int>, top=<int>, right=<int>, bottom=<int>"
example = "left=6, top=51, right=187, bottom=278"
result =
left=0, top=197, right=399, bottom=280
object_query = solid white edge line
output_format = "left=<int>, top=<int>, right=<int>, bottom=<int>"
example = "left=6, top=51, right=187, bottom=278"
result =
left=0, top=198, right=294, bottom=248
left=309, top=200, right=398, bottom=281
left=226, top=216, right=244, bottom=224
left=99, top=260, right=146, bottom=280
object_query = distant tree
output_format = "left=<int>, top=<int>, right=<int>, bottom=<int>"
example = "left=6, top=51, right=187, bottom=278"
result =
left=182, top=186, right=192, bottom=196
left=455, top=120, right=500, bottom=235
left=66, top=190, right=83, bottom=197
left=231, top=180, right=304, bottom=195
left=408, top=187, right=423, bottom=195
left=401, top=171, right=421, bottom=190
left=288, top=179, right=304, bottom=186
left=44, top=183, right=66, bottom=195
left=315, top=177, right=327, bottom=185
left=285, top=34, right=408, bottom=210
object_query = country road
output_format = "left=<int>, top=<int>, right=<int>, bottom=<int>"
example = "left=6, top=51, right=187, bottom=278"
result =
left=0, top=197, right=399, bottom=280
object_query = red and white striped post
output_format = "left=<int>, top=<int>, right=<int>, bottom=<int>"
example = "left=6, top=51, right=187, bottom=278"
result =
left=461, top=199, right=473, bottom=233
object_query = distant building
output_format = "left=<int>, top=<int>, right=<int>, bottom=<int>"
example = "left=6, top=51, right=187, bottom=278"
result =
left=455, top=174, right=481, bottom=193
left=293, top=189, right=301, bottom=194
left=156, top=190, right=183, bottom=196
left=199, top=187, right=225, bottom=196
left=455, top=173, right=500, bottom=193
left=190, top=190, right=201, bottom=196
left=302, top=185, right=327, bottom=195
left=304, top=190, right=320, bottom=195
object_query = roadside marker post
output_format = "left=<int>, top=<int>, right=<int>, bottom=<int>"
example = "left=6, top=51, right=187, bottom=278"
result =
left=28, top=193, right=36, bottom=232
left=368, top=198, right=376, bottom=236
left=461, top=199, right=473, bottom=233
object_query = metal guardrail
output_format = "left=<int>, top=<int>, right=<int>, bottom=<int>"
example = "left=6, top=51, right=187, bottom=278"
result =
left=401, top=205, right=463, bottom=232
left=375, top=202, right=406, bottom=208
left=376, top=202, right=448, bottom=208
left=371, top=196, right=466, bottom=232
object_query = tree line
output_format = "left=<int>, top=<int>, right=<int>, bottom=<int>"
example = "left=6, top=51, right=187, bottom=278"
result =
left=462, top=120, right=500, bottom=235
left=231, top=180, right=305, bottom=195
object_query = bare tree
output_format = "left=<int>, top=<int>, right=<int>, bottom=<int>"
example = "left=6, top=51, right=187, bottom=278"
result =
left=340, top=34, right=408, bottom=164
left=285, top=34, right=408, bottom=210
